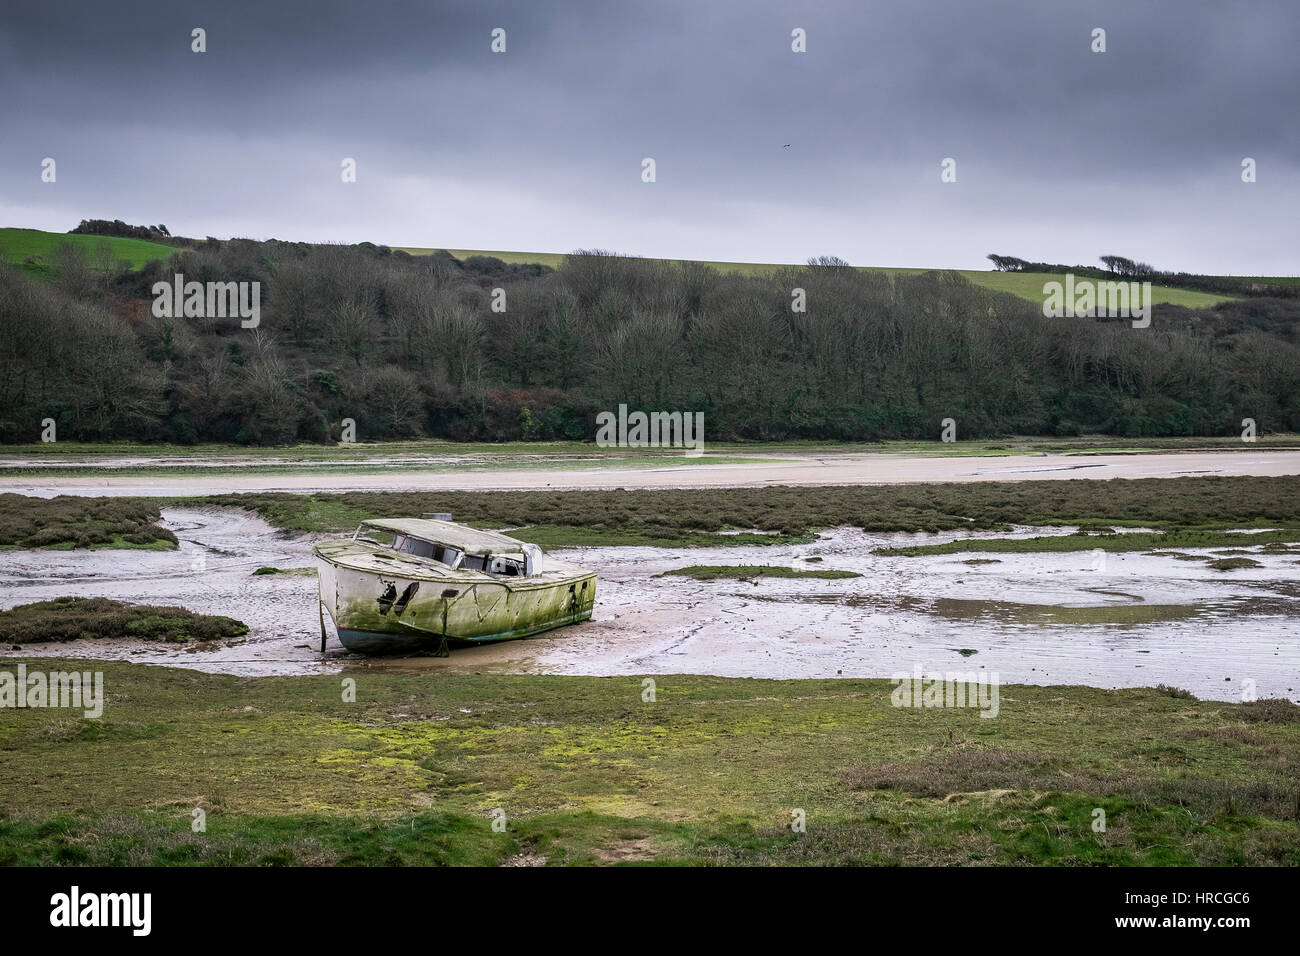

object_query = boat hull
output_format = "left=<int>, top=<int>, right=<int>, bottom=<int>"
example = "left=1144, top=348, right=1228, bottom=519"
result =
left=317, top=558, right=596, bottom=653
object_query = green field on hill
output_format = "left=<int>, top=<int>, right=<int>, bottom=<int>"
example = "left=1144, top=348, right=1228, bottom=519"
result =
left=400, top=247, right=1251, bottom=309
left=0, top=227, right=1282, bottom=308
left=0, top=227, right=176, bottom=278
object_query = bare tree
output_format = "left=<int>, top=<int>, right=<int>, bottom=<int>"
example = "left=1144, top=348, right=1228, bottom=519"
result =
left=807, top=254, right=853, bottom=269
left=327, top=293, right=377, bottom=367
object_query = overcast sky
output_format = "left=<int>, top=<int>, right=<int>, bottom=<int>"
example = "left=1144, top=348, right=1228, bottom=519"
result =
left=1, top=0, right=1295, bottom=274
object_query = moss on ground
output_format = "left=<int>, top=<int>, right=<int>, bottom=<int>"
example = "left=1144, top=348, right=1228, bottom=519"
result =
left=0, top=661, right=1295, bottom=866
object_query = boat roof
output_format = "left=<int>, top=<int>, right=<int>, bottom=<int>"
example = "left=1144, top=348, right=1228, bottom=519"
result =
left=315, top=537, right=590, bottom=582
left=360, top=518, right=527, bottom=556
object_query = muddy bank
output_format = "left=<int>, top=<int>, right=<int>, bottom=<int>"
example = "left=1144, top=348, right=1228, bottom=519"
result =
left=0, top=508, right=1295, bottom=700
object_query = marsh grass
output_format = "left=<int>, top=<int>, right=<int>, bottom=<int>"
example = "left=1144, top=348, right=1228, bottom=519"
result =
left=197, top=474, right=1300, bottom=549
left=0, top=494, right=175, bottom=550
left=880, top=529, right=1300, bottom=558
left=1207, top=557, right=1264, bottom=571
left=4, top=475, right=1297, bottom=551
left=0, top=598, right=248, bottom=644
left=661, top=565, right=860, bottom=580
left=1, top=662, right=1296, bottom=866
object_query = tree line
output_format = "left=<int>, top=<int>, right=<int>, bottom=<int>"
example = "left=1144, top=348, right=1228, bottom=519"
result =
left=0, top=235, right=1297, bottom=444
left=987, top=252, right=1298, bottom=299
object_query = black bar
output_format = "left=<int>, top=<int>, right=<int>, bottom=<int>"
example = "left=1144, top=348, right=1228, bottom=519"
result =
left=0, top=866, right=1280, bottom=942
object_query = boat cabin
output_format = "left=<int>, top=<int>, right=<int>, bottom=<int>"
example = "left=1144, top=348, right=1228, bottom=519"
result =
left=352, top=517, right=543, bottom=577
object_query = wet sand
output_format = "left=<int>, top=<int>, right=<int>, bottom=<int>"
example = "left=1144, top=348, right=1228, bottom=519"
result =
left=4, top=449, right=1300, bottom=497
left=1, top=508, right=1295, bottom=702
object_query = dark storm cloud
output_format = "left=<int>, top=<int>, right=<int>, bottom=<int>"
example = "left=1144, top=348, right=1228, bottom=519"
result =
left=1, top=0, right=1295, bottom=272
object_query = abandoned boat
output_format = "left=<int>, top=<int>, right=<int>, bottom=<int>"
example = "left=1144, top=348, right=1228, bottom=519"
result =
left=313, top=517, right=596, bottom=653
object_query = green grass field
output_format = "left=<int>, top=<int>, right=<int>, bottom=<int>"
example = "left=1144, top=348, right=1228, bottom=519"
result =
left=0, top=227, right=176, bottom=278
left=4, top=434, right=1299, bottom=467
left=399, top=247, right=1267, bottom=309
left=2, top=227, right=1289, bottom=308
left=1, top=662, right=1295, bottom=865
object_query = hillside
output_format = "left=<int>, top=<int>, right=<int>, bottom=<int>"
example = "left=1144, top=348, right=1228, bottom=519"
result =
left=2, top=225, right=1299, bottom=446
left=0, top=227, right=1274, bottom=309
left=0, top=227, right=176, bottom=278
left=400, top=247, right=1244, bottom=309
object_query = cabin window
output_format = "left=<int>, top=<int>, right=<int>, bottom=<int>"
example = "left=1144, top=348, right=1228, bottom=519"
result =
left=355, top=525, right=397, bottom=548
left=390, top=534, right=460, bottom=567
left=404, top=537, right=438, bottom=559
left=489, top=556, right=525, bottom=577
left=460, top=554, right=488, bottom=572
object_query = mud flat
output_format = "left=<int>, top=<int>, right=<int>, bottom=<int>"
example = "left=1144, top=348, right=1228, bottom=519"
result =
left=4, top=449, right=1300, bottom=497
left=528, top=529, right=1299, bottom=702
left=0, top=508, right=1295, bottom=700
left=0, top=508, right=330, bottom=676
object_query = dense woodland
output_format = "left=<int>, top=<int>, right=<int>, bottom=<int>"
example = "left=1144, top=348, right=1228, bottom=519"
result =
left=1, top=233, right=1298, bottom=444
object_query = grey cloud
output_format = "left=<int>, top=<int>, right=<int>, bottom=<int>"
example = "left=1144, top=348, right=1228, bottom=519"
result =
left=1, top=0, right=1295, bottom=273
